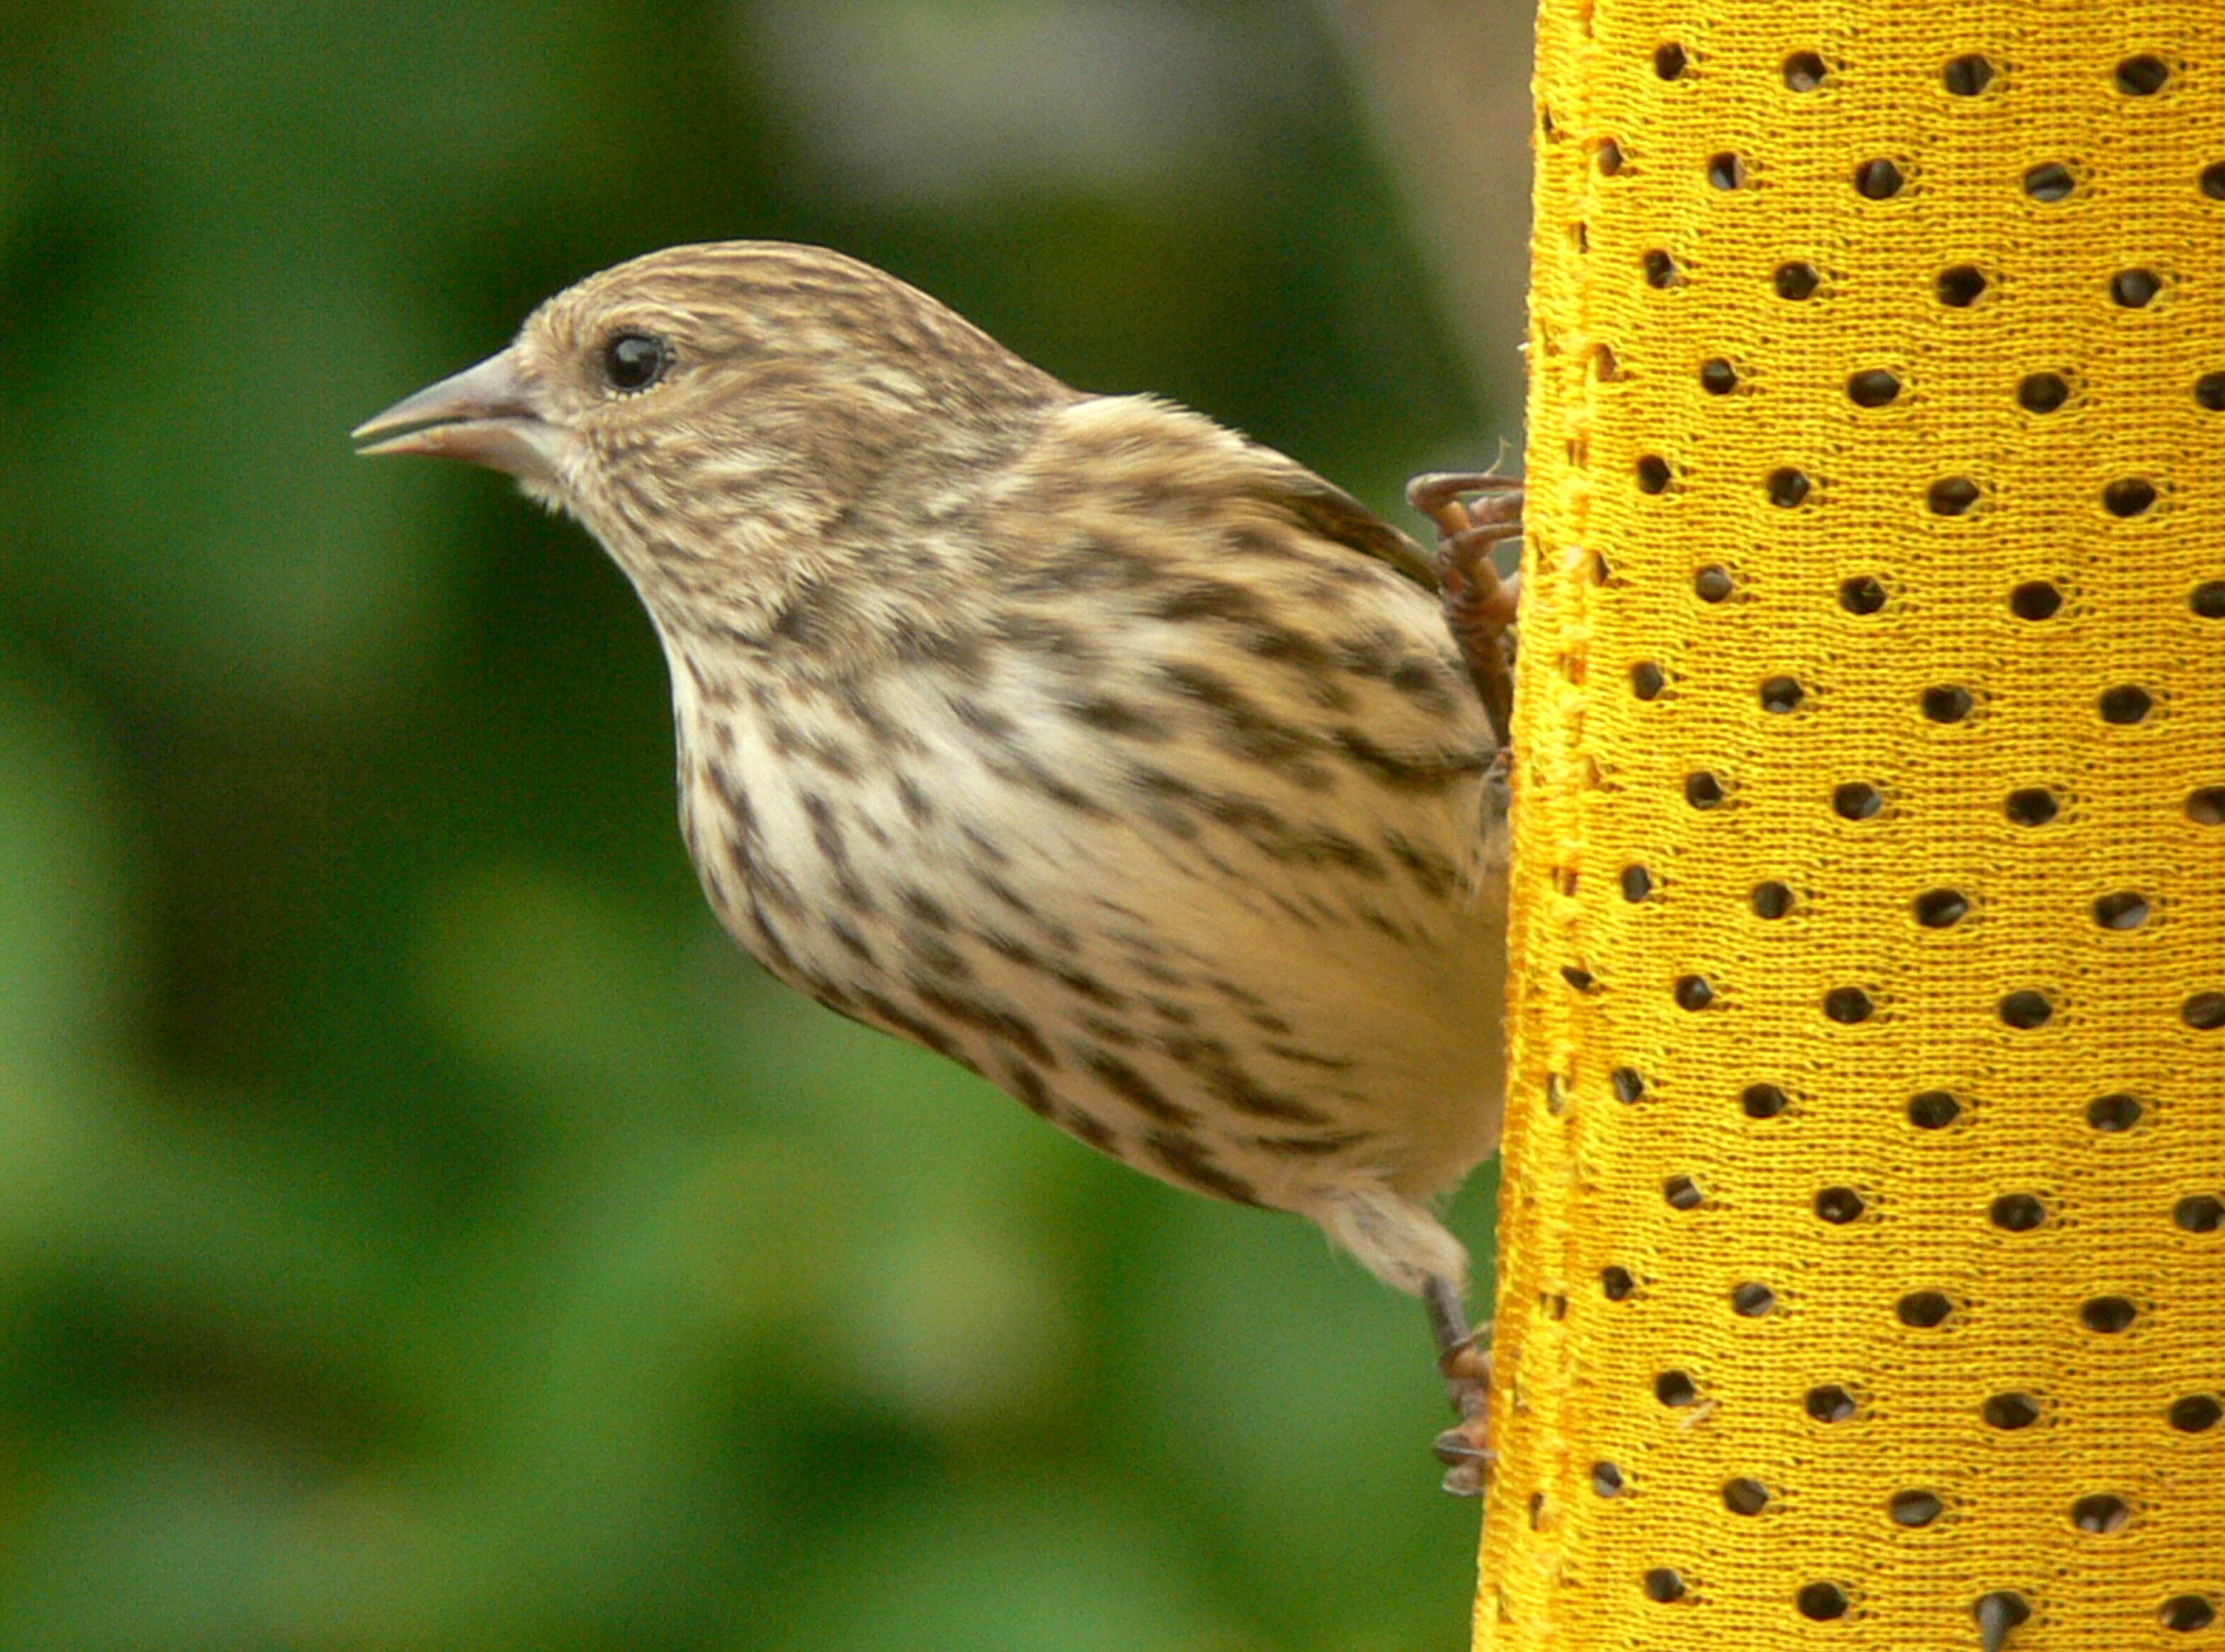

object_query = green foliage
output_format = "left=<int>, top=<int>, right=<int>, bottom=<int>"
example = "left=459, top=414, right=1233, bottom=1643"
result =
left=0, top=2, right=1496, bottom=1645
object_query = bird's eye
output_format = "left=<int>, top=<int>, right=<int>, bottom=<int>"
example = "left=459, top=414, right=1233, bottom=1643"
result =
left=601, top=331, right=670, bottom=393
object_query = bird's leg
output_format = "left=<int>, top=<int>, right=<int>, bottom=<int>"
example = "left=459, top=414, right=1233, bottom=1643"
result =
left=1405, top=474, right=1523, bottom=750
left=1423, top=1273, right=1495, bottom=1498
left=1407, top=474, right=1517, bottom=1496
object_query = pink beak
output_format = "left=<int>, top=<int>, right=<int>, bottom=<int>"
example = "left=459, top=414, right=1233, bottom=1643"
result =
left=352, top=348, right=560, bottom=483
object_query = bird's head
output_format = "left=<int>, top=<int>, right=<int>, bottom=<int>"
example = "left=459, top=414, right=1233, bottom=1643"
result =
left=355, top=242, right=1069, bottom=632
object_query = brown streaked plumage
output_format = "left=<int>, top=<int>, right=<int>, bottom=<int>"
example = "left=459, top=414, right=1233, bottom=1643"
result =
left=356, top=241, right=1513, bottom=1487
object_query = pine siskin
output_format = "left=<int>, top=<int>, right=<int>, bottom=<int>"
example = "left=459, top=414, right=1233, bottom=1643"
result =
left=355, top=242, right=1519, bottom=1488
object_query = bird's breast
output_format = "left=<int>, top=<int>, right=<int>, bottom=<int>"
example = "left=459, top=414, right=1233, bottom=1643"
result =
left=665, top=607, right=1504, bottom=1209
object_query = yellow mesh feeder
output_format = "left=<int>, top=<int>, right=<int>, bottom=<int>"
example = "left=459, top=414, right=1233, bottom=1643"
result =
left=1485, top=4, right=2225, bottom=1648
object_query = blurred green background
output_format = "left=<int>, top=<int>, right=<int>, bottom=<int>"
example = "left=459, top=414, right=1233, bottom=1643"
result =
left=0, top=1, right=1529, bottom=1646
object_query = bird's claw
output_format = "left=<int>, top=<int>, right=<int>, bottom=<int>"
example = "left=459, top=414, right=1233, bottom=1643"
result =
left=1434, top=1419, right=1495, bottom=1497
left=1406, top=473, right=1522, bottom=748
left=1406, top=470, right=1524, bottom=539
left=1435, top=1321, right=1495, bottom=1498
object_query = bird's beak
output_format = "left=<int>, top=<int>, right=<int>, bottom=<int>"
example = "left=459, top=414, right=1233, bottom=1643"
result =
left=352, top=348, right=560, bottom=483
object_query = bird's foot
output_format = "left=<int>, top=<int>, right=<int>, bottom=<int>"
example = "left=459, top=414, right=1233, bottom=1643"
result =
left=1434, top=1325, right=1496, bottom=1497
left=1422, top=1273, right=1495, bottom=1496
left=1405, top=472, right=1522, bottom=749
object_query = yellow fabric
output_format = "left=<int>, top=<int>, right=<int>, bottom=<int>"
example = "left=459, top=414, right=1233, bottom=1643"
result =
left=1485, top=5, right=2225, bottom=1648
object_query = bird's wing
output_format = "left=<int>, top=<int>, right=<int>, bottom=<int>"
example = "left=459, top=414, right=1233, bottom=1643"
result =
left=1240, top=459, right=1441, bottom=592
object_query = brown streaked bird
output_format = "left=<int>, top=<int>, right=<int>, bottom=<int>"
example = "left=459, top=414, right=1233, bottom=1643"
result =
left=355, top=241, right=1519, bottom=1489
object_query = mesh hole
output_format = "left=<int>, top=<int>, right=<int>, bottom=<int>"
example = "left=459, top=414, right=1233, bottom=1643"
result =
left=1635, top=454, right=1673, bottom=493
left=2185, top=992, right=2225, bottom=1031
left=1775, top=261, right=1822, bottom=299
left=1914, top=888, right=1970, bottom=928
left=2088, top=1094, right=2144, bottom=1132
left=1922, top=684, right=1975, bottom=723
left=1909, top=1091, right=1961, bottom=1129
left=1665, top=1174, right=1704, bottom=1210
left=1674, top=975, right=1715, bottom=1011
left=1798, top=1582, right=1851, bottom=1621
left=1759, top=676, right=1805, bottom=713
left=1723, top=1478, right=1769, bottom=1515
left=2189, top=786, right=2225, bottom=825
left=1593, top=1460, right=1626, bottom=1496
left=1815, top=1186, right=1865, bottom=1224
left=1898, top=1290, right=1954, bottom=1328
left=1990, top=1193, right=2047, bottom=1232
left=1848, top=368, right=1901, bottom=406
left=1631, top=660, right=1666, bottom=699
left=1699, top=357, right=1738, bottom=394
left=1767, top=466, right=1812, bottom=506
left=2081, top=1295, right=2138, bottom=1333
left=1620, top=864, right=1654, bottom=901
left=1602, top=1266, right=1636, bottom=1300
left=2197, top=373, right=2225, bottom=412
left=1693, top=563, right=1735, bottom=601
left=1890, top=1489, right=1943, bottom=1527
left=1732, top=1281, right=1777, bottom=1317
left=1685, top=772, right=1725, bottom=808
left=2112, top=268, right=2165, bottom=307
left=2169, top=1394, right=2222, bottom=1432
left=1561, top=964, right=1596, bottom=993
left=1807, top=1384, right=1858, bottom=1423
left=2093, top=891, right=2149, bottom=930
left=1708, top=153, right=1744, bottom=190
left=1983, top=1392, right=2040, bottom=1429
left=1941, top=55, right=1993, bottom=96
left=1652, top=42, right=1689, bottom=79
left=2103, top=477, right=2158, bottom=517
left=1782, top=51, right=1828, bottom=91
left=2025, top=161, right=2076, bottom=201
left=1936, top=265, right=1988, bottom=307
left=1928, top=476, right=1982, bottom=514
left=1839, top=574, right=1887, bottom=614
left=1595, top=137, right=1626, bottom=176
left=2161, top=1597, right=2216, bottom=1633
left=2204, top=161, right=2225, bottom=201
left=1656, top=1370, right=1698, bottom=1406
left=2098, top=684, right=2154, bottom=723
left=2072, top=1493, right=2131, bottom=1533
left=1643, top=248, right=1681, bottom=288
left=1855, top=158, right=1904, bottom=199
left=1643, top=1568, right=1687, bottom=1604
left=1743, top=1083, right=1789, bottom=1119
left=1979, top=1594, right=2034, bottom=1639
left=2010, top=580, right=2063, bottom=619
left=1824, top=986, right=1875, bottom=1024
left=2006, top=786, right=2060, bottom=826
left=1999, top=989, right=2054, bottom=1029
left=2196, top=580, right=2225, bottom=616
left=2175, top=1195, right=2224, bottom=1234
left=1612, top=1067, right=1645, bottom=1103
left=2018, top=371, right=2071, bottom=412
left=1832, top=781, right=1883, bottom=820
left=2115, top=54, right=2171, bottom=94
left=1750, top=881, right=1794, bottom=919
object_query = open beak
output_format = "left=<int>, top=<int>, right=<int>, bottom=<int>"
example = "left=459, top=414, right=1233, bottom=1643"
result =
left=352, top=348, right=560, bottom=483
